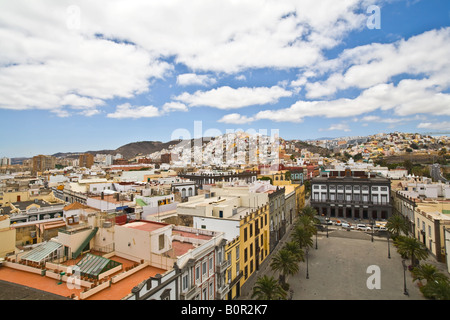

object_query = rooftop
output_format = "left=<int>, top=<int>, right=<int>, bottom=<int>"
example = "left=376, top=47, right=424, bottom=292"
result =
left=121, top=220, right=170, bottom=232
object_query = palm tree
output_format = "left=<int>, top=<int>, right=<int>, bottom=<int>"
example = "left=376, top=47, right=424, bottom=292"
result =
left=395, top=235, right=429, bottom=267
left=301, top=206, right=317, bottom=219
left=270, top=248, right=300, bottom=287
left=420, top=279, right=450, bottom=300
left=386, top=214, right=409, bottom=239
left=251, top=275, right=287, bottom=300
left=412, top=264, right=449, bottom=287
left=292, top=224, right=314, bottom=249
left=283, top=241, right=305, bottom=263
left=296, top=214, right=317, bottom=236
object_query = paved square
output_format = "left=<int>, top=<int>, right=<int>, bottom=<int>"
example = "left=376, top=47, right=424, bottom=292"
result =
left=289, top=230, right=425, bottom=300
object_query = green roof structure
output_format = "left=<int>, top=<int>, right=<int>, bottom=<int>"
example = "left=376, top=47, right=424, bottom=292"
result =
left=76, top=253, right=122, bottom=280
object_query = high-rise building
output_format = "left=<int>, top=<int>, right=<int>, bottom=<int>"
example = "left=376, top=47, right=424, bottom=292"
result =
left=32, top=155, right=56, bottom=174
left=79, top=153, right=94, bottom=168
left=0, top=157, right=11, bottom=166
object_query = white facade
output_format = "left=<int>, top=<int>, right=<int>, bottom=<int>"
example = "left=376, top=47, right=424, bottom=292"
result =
left=193, top=216, right=239, bottom=241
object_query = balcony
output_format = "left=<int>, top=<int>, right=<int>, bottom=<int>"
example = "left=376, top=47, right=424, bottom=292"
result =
left=180, top=285, right=201, bottom=300
left=216, top=283, right=230, bottom=300
left=216, top=259, right=231, bottom=273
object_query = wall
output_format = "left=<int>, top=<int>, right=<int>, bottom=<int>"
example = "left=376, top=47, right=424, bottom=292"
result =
left=0, top=227, right=16, bottom=257
left=57, top=228, right=93, bottom=253
left=193, top=216, right=239, bottom=241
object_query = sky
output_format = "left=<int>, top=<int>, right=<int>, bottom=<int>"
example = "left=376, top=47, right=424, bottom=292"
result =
left=0, top=0, right=450, bottom=158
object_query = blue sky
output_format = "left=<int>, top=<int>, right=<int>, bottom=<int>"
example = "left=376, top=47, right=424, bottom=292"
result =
left=0, top=0, right=449, bottom=157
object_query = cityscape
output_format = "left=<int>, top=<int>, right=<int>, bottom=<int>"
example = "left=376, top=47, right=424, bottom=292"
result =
left=0, top=0, right=450, bottom=309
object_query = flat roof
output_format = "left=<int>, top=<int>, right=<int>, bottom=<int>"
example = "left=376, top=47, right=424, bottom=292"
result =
left=120, top=220, right=170, bottom=232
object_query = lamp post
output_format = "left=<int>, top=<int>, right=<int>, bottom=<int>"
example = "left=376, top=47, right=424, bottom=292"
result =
left=387, top=231, right=391, bottom=259
left=315, top=231, right=318, bottom=250
left=326, top=218, right=329, bottom=238
left=402, top=259, right=409, bottom=296
left=371, top=219, right=374, bottom=242
left=306, top=248, right=309, bottom=279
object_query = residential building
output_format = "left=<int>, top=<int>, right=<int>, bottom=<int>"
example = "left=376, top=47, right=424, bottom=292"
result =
left=310, top=169, right=392, bottom=220
left=32, top=155, right=56, bottom=174
left=0, top=215, right=16, bottom=258
left=79, top=153, right=94, bottom=169
left=117, top=220, right=227, bottom=300
left=414, top=202, right=450, bottom=263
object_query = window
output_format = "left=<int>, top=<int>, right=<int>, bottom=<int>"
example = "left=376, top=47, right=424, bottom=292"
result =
left=372, top=195, right=378, bottom=204
left=182, top=274, right=189, bottom=291
left=195, top=266, right=200, bottom=282
left=203, top=261, right=207, bottom=276
left=244, top=227, right=247, bottom=242
left=250, top=244, right=253, bottom=257
left=244, top=248, right=248, bottom=262
left=209, top=282, right=214, bottom=299
left=159, top=234, right=165, bottom=250
left=236, top=246, right=240, bottom=260
left=202, top=288, right=207, bottom=300
left=250, top=224, right=253, bottom=237
left=209, top=256, right=213, bottom=273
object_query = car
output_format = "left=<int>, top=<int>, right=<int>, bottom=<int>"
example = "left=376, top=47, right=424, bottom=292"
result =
left=341, top=222, right=354, bottom=229
left=356, top=224, right=371, bottom=231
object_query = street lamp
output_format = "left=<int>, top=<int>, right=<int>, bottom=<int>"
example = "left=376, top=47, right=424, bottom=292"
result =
left=315, top=231, right=318, bottom=250
left=371, top=219, right=374, bottom=242
left=402, top=259, right=409, bottom=296
left=306, top=248, right=309, bottom=279
left=326, top=218, right=329, bottom=238
left=387, top=231, right=391, bottom=259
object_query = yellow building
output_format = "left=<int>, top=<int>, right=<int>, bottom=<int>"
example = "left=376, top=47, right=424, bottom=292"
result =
left=0, top=215, right=16, bottom=258
left=0, top=188, right=58, bottom=207
left=224, top=237, right=242, bottom=300
left=239, top=204, right=270, bottom=291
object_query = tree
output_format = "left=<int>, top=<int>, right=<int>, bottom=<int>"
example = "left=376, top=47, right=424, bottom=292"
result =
left=395, top=236, right=429, bottom=267
left=386, top=214, right=409, bottom=239
left=251, top=275, right=287, bottom=300
left=301, top=205, right=317, bottom=219
left=270, top=248, right=300, bottom=288
left=283, top=241, right=305, bottom=263
left=412, top=264, right=450, bottom=287
left=420, top=279, right=450, bottom=300
left=292, top=224, right=314, bottom=249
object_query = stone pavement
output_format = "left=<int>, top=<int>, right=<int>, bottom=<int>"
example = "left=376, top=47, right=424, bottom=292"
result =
left=239, top=224, right=448, bottom=300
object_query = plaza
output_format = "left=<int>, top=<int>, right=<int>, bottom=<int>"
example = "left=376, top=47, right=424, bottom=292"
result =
left=290, top=229, right=425, bottom=300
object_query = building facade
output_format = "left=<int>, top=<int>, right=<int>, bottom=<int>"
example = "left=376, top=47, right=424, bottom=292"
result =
left=310, top=169, right=392, bottom=220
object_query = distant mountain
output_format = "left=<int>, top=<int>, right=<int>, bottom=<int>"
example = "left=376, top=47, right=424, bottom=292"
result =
left=51, top=140, right=182, bottom=160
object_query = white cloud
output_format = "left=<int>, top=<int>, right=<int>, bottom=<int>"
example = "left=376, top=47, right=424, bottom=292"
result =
left=218, top=113, right=255, bottom=124
left=319, top=123, right=351, bottom=132
left=107, top=103, right=161, bottom=119
left=176, top=73, right=216, bottom=86
left=303, top=27, right=450, bottom=99
left=162, top=102, right=188, bottom=113
left=175, top=85, right=292, bottom=110
left=417, top=122, right=450, bottom=131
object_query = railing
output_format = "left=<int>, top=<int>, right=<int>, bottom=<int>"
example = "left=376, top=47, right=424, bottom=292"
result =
left=180, top=285, right=201, bottom=300
left=216, top=259, right=231, bottom=273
